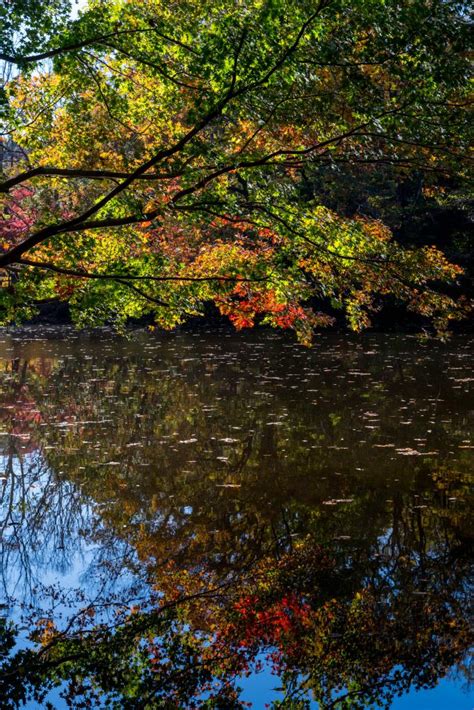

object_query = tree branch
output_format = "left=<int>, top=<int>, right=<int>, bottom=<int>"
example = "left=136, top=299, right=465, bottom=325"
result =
left=0, top=26, right=197, bottom=66
left=16, top=258, right=268, bottom=283
left=0, top=168, right=181, bottom=193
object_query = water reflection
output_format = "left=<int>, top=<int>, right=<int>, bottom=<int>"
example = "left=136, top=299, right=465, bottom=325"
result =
left=0, top=329, right=472, bottom=707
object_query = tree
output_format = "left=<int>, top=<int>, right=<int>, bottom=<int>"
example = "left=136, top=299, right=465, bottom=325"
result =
left=0, top=0, right=472, bottom=340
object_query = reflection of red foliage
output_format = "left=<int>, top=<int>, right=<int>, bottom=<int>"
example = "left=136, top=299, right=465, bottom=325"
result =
left=210, top=545, right=336, bottom=675
left=12, top=398, right=42, bottom=424
left=235, top=591, right=310, bottom=637
left=214, top=591, right=313, bottom=675
left=0, top=395, right=42, bottom=453
left=0, top=360, right=49, bottom=453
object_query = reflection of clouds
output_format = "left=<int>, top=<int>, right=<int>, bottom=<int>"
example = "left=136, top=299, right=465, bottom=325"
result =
left=0, top=448, right=142, bottom=615
left=0, top=450, right=92, bottom=601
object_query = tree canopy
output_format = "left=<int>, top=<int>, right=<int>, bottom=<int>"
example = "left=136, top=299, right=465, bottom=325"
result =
left=0, top=0, right=472, bottom=340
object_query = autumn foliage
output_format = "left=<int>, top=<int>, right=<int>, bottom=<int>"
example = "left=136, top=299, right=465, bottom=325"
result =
left=0, top=0, right=472, bottom=339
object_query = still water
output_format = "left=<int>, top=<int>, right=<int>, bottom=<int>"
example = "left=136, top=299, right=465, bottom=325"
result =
left=0, top=328, right=472, bottom=708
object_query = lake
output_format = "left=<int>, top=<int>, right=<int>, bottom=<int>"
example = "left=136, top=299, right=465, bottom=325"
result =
left=0, top=328, right=472, bottom=708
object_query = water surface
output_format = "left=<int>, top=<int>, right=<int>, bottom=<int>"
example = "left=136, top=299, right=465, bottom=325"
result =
left=0, top=329, right=472, bottom=708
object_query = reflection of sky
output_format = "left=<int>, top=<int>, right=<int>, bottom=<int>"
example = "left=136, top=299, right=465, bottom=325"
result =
left=392, top=679, right=473, bottom=710
left=240, top=667, right=473, bottom=709
left=19, top=661, right=474, bottom=709
left=0, top=450, right=145, bottom=632
left=2, top=450, right=146, bottom=710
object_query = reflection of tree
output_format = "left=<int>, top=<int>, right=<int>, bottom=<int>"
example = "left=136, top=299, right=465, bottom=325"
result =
left=0, top=524, right=471, bottom=708
left=215, top=533, right=472, bottom=709
left=0, top=331, right=472, bottom=706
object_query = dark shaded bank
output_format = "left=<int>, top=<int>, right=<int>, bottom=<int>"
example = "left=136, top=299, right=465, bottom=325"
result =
left=23, top=297, right=473, bottom=335
left=27, top=299, right=73, bottom=325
